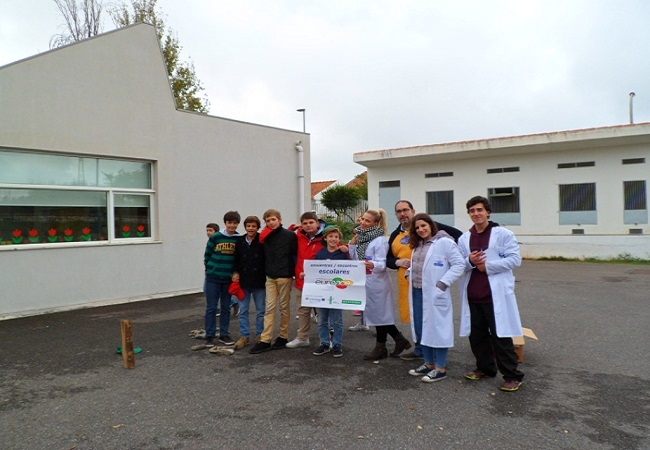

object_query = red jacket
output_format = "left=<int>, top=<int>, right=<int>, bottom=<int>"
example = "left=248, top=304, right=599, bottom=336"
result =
left=293, top=221, right=327, bottom=290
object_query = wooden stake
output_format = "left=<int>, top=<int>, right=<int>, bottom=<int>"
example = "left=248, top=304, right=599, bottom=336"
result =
left=121, top=320, right=135, bottom=369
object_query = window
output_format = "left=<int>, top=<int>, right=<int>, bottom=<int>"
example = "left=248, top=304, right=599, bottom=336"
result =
left=622, top=158, right=645, bottom=165
left=487, top=187, right=520, bottom=225
left=426, top=191, right=454, bottom=215
left=425, top=172, right=453, bottom=178
left=558, top=161, right=595, bottom=169
left=0, top=150, right=153, bottom=246
left=623, top=180, right=648, bottom=225
left=558, top=182, right=597, bottom=225
left=487, top=167, right=519, bottom=174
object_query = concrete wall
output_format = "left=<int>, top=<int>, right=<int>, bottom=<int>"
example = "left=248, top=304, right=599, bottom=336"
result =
left=0, top=24, right=309, bottom=317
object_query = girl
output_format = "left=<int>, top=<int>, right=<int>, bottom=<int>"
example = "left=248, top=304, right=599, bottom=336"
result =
left=406, top=213, right=464, bottom=382
left=351, top=209, right=411, bottom=360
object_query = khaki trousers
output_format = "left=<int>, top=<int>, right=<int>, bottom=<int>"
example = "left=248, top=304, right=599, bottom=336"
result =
left=260, top=277, right=293, bottom=343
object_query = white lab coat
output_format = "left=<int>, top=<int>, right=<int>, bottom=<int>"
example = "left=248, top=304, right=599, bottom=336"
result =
left=458, top=226, right=523, bottom=337
left=350, top=236, right=395, bottom=326
left=407, top=233, right=465, bottom=348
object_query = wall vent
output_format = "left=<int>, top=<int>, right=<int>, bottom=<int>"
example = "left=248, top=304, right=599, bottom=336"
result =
left=629, top=228, right=643, bottom=235
left=571, top=229, right=585, bottom=235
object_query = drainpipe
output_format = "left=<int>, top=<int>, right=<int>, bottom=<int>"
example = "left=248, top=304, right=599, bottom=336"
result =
left=296, top=142, right=305, bottom=213
left=629, top=92, right=635, bottom=124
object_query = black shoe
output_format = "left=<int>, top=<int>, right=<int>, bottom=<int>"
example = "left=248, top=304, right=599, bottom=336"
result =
left=313, top=343, right=331, bottom=356
left=205, top=337, right=216, bottom=348
left=249, top=341, right=272, bottom=354
left=271, top=337, right=288, bottom=349
left=232, top=303, right=240, bottom=317
left=218, top=335, right=235, bottom=346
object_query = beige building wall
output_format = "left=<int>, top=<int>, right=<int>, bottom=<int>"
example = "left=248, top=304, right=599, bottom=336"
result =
left=0, top=24, right=309, bottom=318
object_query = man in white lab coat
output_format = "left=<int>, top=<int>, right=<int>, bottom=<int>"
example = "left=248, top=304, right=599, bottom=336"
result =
left=458, top=196, right=525, bottom=392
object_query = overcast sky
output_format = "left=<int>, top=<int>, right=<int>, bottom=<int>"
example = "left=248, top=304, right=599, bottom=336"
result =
left=2, top=0, right=650, bottom=183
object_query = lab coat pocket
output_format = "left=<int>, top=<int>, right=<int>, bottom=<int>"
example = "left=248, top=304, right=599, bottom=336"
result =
left=433, top=287, right=449, bottom=307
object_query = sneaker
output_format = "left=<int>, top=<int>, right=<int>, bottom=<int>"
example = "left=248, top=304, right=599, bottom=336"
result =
left=232, top=303, right=240, bottom=317
left=205, top=337, right=216, bottom=348
left=400, top=351, right=424, bottom=361
left=313, top=344, right=331, bottom=356
left=332, top=345, right=343, bottom=358
left=353, top=310, right=362, bottom=316
left=349, top=322, right=369, bottom=332
left=408, top=364, right=431, bottom=376
left=218, top=335, right=235, bottom=346
left=271, top=337, right=288, bottom=350
left=234, top=337, right=250, bottom=349
left=249, top=341, right=272, bottom=354
left=464, top=370, right=495, bottom=381
left=286, top=338, right=310, bottom=348
left=500, top=380, right=523, bottom=392
left=422, top=370, right=447, bottom=383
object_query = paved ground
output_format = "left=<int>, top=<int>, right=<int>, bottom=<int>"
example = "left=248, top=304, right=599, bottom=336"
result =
left=1, top=260, right=649, bottom=450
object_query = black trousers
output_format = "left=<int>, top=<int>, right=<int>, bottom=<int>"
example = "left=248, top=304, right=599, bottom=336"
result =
left=375, top=324, right=400, bottom=344
left=468, top=302, right=524, bottom=381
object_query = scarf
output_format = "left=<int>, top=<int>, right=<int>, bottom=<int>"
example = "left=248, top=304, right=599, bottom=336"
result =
left=355, top=225, right=384, bottom=260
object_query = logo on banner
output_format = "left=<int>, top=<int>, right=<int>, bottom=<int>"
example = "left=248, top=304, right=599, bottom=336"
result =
left=315, top=277, right=354, bottom=289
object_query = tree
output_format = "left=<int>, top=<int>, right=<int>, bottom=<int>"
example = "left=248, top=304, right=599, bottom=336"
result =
left=49, top=0, right=210, bottom=113
left=50, top=0, right=104, bottom=48
left=111, top=0, right=210, bottom=113
left=320, top=185, right=362, bottom=222
left=350, top=172, right=368, bottom=200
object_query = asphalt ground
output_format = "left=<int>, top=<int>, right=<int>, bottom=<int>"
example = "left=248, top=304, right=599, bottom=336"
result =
left=1, top=260, right=649, bottom=450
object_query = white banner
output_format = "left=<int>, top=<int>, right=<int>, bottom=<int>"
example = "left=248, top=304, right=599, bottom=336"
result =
left=301, top=260, right=366, bottom=311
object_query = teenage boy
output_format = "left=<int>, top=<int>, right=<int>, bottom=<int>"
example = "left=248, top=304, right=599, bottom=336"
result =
left=206, top=223, right=219, bottom=238
left=203, top=211, right=241, bottom=348
left=232, top=216, right=266, bottom=349
left=458, top=196, right=525, bottom=392
left=250, top=209, right=298, bottom=354
left=286, top=211, right=328, bottom=348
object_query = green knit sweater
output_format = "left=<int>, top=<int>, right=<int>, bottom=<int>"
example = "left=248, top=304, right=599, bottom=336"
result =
left=204, top=232, right=239, bottom=281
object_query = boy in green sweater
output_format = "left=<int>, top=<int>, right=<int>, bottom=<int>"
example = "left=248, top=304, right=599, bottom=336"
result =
left=203, top=211, right=240, bottom=347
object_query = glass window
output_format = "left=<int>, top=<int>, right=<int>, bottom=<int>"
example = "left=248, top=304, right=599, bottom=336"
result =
left=488, top=187, right=520, bottom=213
left=0, top=150, right=154, bottom=247
left=559, top=183, right=596, bottom=211
left=426, top=191, right=454, bottom=215
left=624, top=181, right=647, bottom=210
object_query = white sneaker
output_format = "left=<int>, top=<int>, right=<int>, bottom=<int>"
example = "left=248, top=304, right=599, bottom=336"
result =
left=348, top=322, right=369, bottom=332
left=286, top=338, right=310, bottom=348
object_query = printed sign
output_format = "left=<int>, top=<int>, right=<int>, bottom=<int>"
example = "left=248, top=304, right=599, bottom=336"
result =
left=301, top=260, right=366, bottom=311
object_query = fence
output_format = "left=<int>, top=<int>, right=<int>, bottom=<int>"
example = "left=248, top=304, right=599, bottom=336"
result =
left=311, top=199, right=368, bottom=223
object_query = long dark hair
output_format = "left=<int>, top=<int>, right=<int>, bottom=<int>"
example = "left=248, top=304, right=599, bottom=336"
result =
left=408, top=213, right=439, bottom=249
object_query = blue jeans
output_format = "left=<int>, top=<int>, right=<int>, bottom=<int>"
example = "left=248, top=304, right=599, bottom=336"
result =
left=412, top=287, right=423, bottom=357
left=317, top=308, right=343, bottom=348
left=422, top=346, right=449, bottom=368
left=205, top=279, right=231, bottom=337
left=239, top=287, right=266, bottom=338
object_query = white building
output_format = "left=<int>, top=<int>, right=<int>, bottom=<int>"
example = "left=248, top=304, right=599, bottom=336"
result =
left=0, top=24, right=309, bottom=318
left=354, top=124, right=650, bottom=259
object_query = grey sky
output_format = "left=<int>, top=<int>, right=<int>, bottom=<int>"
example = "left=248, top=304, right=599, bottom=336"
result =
left=2, top=0, right=649, bottom=184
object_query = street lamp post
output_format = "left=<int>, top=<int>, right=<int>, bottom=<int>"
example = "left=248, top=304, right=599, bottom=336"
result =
left=296, top=108, right=306, bottom=132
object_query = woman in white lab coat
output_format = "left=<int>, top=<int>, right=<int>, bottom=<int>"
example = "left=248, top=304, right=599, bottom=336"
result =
left=350, top=209, right=411, bottom=360
left=405, top=213, right=464, bottom=382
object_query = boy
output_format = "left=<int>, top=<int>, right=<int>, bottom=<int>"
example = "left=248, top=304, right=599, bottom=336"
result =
left=203, top=211, right=241, bottom=348
left=458, top=196, right=525, bottom=391
left=286, top=211, right=328, bottom=349
left=249, top=209, right=297, bottom=354
left=232, top=216, right=266, bottom=349
left=206, top=223, right=219, bottom=238
left=312, top=226, right=349, bottom=357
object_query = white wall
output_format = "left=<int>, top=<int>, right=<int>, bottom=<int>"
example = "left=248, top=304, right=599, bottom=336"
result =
left=0, top=24, right=309, bottom=317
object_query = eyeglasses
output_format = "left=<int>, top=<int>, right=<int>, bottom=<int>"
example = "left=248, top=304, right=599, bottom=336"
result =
left=395, top=208, right=412, bottom=215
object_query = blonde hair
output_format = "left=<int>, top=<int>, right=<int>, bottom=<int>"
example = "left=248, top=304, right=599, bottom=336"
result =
left=263, top=209, right=282, bottom=221
left=365, top=208, right=388, bottom=235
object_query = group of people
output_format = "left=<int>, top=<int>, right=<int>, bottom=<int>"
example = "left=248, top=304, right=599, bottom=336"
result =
left=200, top=196, right=525, bottom=392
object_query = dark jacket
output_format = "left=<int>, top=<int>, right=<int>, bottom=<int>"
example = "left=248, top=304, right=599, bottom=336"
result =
left=263, top=226, right=297, bottom=278
left=233, top=233, right=266, bottom=290
left=386, top=221, right=463, bottom=270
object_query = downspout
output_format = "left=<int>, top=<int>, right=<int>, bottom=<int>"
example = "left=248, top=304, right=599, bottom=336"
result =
left=296, top=142, right=305, bottom=213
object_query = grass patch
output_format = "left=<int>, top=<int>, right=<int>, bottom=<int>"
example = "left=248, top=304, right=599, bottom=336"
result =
left=532, top=252, right=650, bottom=265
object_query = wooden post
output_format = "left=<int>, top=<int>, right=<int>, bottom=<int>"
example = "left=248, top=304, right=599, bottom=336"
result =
left=121, top=320, right=135, bottom=369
